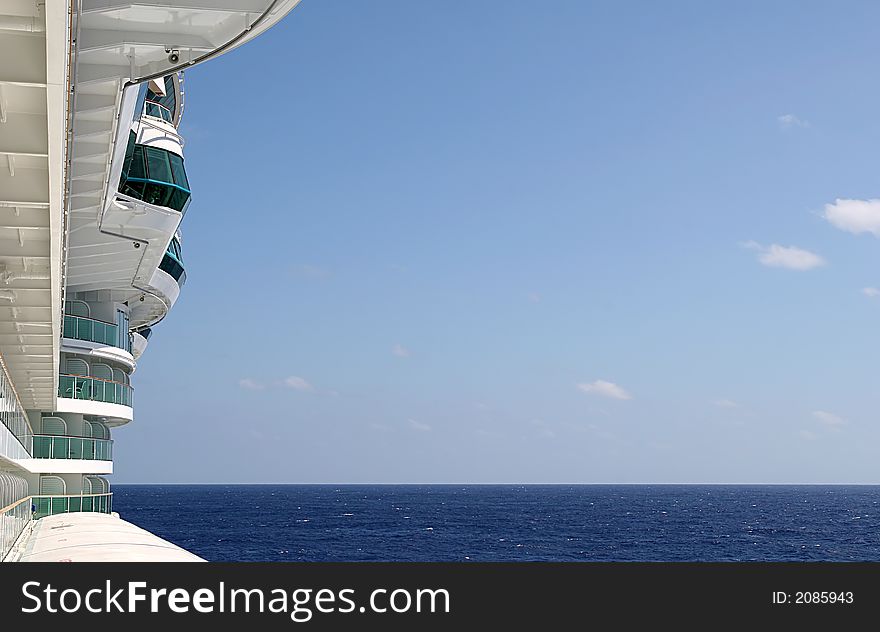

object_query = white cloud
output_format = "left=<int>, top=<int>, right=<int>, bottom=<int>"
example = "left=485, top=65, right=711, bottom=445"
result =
left=742, top=241, right=826, bottom=270
left=823, top=199, right=880, bottom=237
left=527, top=292, right=541, bottom=303
left=238, top=378, right=264, bottom=391
left=576, top=380, right=632, bottom=400
left=778, top=114, right=809, bottom=129
left=799, top=430, right=818, bottom=441
left=283, top=376, right=314, bottom=392
left=407, top=419, right=431, bottom=432
left=392, top=343, right=410, bottom=358
left=863, top=287, right=880, bottom=298
left=812, top=410, right=847, bottom=427
left=713, top=399, right=738, bottom=408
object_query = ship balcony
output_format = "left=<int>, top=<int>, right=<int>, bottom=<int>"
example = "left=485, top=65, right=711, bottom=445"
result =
left=32, top=493, right=112, bottom=520
left=118, top=139, right=190, bottom=213
left=143, top=101, right=174, bottom=124
left=63, top=314, right=132, bottom=354
left=159, top=251, right=186, bottom=287
left=31, top=435, right=113, bottom=461
left=131, top=328, right=151, bottom=360
left=58, top=374, right=133, bottom=407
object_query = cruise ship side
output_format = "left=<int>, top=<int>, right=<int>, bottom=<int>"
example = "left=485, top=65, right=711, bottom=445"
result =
left=0, top=0, right=299, bottom=562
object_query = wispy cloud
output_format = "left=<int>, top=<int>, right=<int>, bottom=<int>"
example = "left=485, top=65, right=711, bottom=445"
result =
left=238, top=378, right=265, bottom=391
left=713, top=399, right=738, bottom=409
left=812, top=410, right=847, bottom=428
left=369, top=423, right=391, bottom=432
left=526, top=292, right=541, bottom=303
left=823, top=198, right=880, bottom=237
left=290, top=264, right=332, bottom=280
left=392, top=343, right=410, bottom=358
left=862, top=287, right=880, bottom=298
left=778, top=113, right=810, bottom=129
left=741, top=241, right=826, bottom=270
left=576, top=380, right=632, bottom=400
left=283, top=376, right=315, bottom=392
left=408, top=419, right=431, bottom=432
left=799, top=429, right=818, bottom=441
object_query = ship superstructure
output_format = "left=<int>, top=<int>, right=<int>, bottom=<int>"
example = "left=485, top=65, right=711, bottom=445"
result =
left=0, top=0, right=299, bottom=561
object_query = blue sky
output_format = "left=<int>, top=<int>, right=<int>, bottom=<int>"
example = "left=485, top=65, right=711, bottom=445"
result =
left=114, top=1, right=880, bottom=483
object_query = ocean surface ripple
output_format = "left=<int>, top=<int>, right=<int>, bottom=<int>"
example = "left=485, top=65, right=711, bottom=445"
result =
left=112, top=485, right=880, bottom=562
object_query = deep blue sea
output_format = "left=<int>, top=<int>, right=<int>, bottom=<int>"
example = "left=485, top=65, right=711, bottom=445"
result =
left=112, top=485, right=880, bottom=562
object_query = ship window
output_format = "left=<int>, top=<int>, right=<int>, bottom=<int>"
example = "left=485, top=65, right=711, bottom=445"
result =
left=120, top=131, right=137, bottom=185
left=65, top=300, right=90, bottom=318
left=128, top=145, right=146, bottom=180
left=65, top=358, right=89, bottom=376
left=168, top=189, right=188, bottom=211
left=145, top=147, right=173, bottom=183
left=41, top=416, right=67, bottom=435
left=39, top=475, right=66, bottom=495
left=117, top=144, right=190, bottom=211
left=168, top=153, right=189, bottom=189
left=145, top=75, right=177, bottom=119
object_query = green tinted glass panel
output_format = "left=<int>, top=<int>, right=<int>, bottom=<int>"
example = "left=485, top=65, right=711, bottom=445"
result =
left=76, top=318, right=91, bottom=339
left=69, top=438, right=83, bottom=459
left=146, top=76, right=176, bottom=116
left=168, top=153, right=189, bottom=189
left=119, top=131, right=136, bottom=188
left=143, top=181, right=171, bottom=207
left=122, top=180, right=145, bottom=198
left=168, top=188, right=190, bottom=211
left=58, top=375, right=131, bottom=406
left=128, top=146, right=146, bottom=179
left=54, top=437, right=69, bottom=458
left=34, top=498, right=48, bottom=519
left=145, top=147, right=172, bottom=183
left=32, top=436, right=51, bottom=458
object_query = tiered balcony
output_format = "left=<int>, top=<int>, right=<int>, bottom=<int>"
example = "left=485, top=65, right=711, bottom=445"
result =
left=32, top=493, right=112, bottom=519
left=63, top=314, right=132, bottom=353
left=31, top=435, right=113, bottom=461
left=58, top=374, right=133, bottom=407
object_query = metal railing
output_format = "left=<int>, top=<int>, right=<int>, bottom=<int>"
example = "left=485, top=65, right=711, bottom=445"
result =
left=32, top=435, right=113, bottom=461
left=31, top=493, right=113, bottom=520
left=2, top=492, right=115, bottom=560
left=58, top=374, right=133, bottom=407
left=63, top=314, right=131, bottom=353
left=0, top=496, right=31, bottom=561
left=0, top=350, right=32, bottom=456
left=144, top=100, right=174, bottom=123
left=136, top=112, right=185, bottom=147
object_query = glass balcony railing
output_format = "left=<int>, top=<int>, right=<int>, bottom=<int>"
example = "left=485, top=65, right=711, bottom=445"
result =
left=0, top=496, right=30, bottom=560
left=32, top=493, right=112, bottom=520
left=144, top=101, right=174, bottom=124
left=32, top=435, right=113, bottom=461
left=63, top=314, right=132, bottom=353
left=119, top=140, right=190, bottom=212
left=58, top=374, right=133, bottom=407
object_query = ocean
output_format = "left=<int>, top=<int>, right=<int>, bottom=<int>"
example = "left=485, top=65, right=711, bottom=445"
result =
left=112, top=485, right=880, bottom=562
